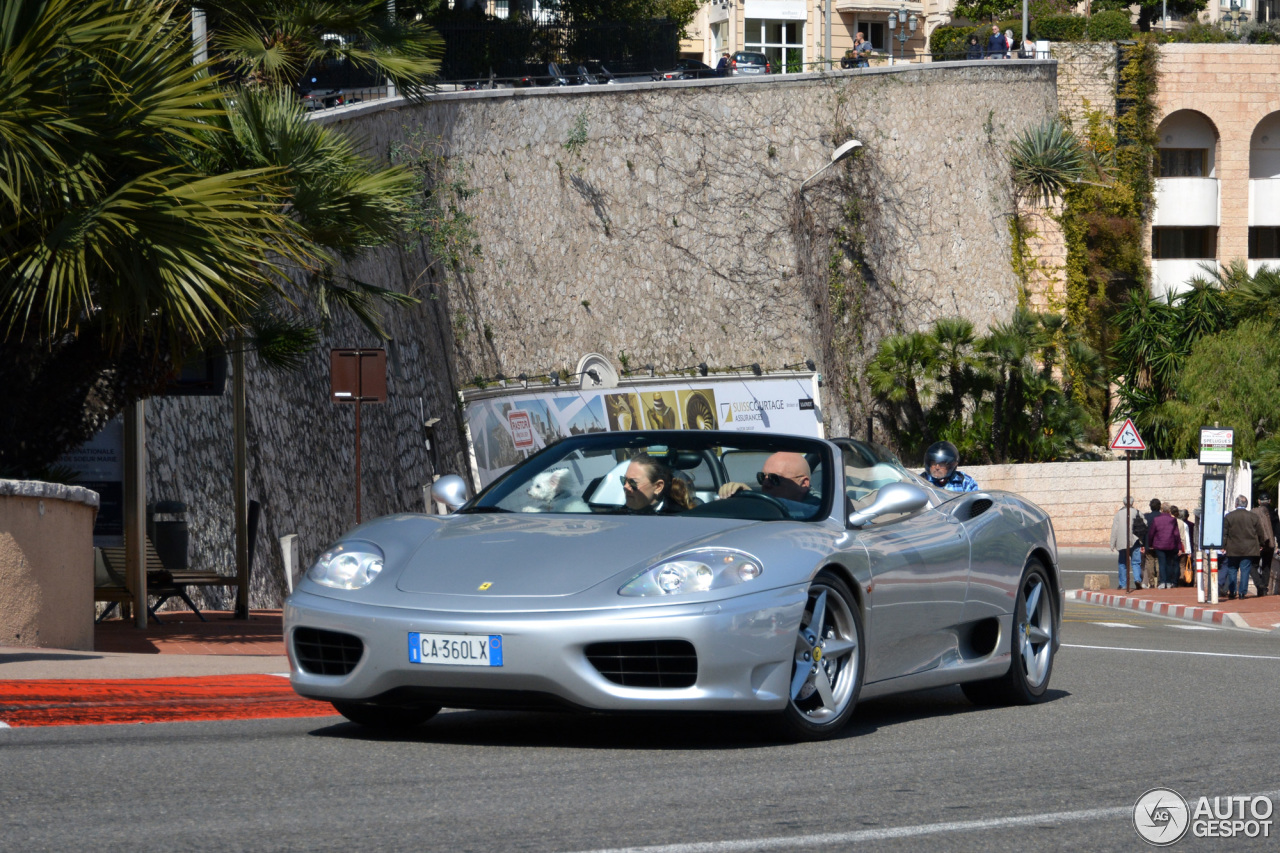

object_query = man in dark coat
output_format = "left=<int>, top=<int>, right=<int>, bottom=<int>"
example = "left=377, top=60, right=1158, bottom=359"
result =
left=1222, top=495, right=1268, bottom=599
left=1253, top=493, right=1276, bottom=596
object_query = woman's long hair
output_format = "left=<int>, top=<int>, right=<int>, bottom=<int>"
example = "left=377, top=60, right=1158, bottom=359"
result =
left=629, top=453, right=694, bottom=511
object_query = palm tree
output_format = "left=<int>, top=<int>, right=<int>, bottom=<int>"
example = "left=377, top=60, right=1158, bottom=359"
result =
left=188, top=0, right=443, bottom=97
left=0, top=0, right=306, bottom=474
left=1009, top=120, right=1088, bottom=208
left=930, top=317, right=979, bottom=427
left=867, top=331, right=937, bottom=456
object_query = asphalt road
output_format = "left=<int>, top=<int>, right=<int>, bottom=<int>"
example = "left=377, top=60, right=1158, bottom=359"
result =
left=3, top=603, right=1279, bottom=853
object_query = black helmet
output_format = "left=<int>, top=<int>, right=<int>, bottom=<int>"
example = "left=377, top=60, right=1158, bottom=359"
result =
left=924, top=441, right=959, bottom=483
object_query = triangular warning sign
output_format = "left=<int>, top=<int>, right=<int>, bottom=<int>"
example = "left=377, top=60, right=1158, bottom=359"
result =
left=1110, top=418, right=1146, bottom=451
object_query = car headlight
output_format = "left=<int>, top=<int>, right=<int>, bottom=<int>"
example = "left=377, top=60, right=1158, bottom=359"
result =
left=619, top=549, right=763, bottom=597
left=307, top=541, right=384, bottom=590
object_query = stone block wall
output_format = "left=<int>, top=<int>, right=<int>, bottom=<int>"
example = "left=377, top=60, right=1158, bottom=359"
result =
left=148, top=65, right=1057, bottom=609
left=1051, top=43, right=1117, bottom=130
left=966, top=458, right=1250, bottom=547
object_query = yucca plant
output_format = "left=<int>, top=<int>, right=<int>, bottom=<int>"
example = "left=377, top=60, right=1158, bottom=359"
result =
left=1009, top=119, right=1088, bottom=208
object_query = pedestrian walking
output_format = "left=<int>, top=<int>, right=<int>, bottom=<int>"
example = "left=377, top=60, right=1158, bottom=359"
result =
left=986, top=24, right=1006, bottom=59
left=1252, top=493, right=1275, bottom=596
left=1175, top=507, right=1194, bottom=585
left=1145, top=504, right=1181, bottom=589
left=715, top=52, right=730, bottom=76
left=1109, top=497, right=1142, bottom=590
left=853, top=32, right=871, bottom=68
left=966, top=34, right=982, bottom=60
left=1141, top=498, right=1161, bottom=588
left=1222, top=495, right=1267, bottom=599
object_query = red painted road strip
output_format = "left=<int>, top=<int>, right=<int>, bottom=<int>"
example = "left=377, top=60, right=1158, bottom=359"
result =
left=0, top=675, right=335, bottom=727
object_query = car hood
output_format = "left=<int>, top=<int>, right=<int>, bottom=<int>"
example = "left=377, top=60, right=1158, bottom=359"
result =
left=393, top=513, right=758, bottom=598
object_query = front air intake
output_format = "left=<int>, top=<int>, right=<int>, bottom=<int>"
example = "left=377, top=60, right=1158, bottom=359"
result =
left=293, top=627, right=364, bottom=676
left=585, top=640, right=698, bottom=688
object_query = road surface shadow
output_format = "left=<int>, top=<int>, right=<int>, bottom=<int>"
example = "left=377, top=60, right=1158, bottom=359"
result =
left=307, top=685, right=1069, bottom=749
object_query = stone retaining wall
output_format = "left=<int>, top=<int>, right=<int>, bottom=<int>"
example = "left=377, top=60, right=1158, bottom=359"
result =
left=966, top=459, right=1250, bottom=547
left=148, top=64, right=1058, bottom=609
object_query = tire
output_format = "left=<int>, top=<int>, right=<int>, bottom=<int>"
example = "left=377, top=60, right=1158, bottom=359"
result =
left=775, top=570, right=865, bottom=741
left=962, top=559, right=1056, bottom=706
left=332, top=701, right=441, bottom=730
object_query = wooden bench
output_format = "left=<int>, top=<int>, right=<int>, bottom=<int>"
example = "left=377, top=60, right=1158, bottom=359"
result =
left=95, top=540, right=239, bottom=623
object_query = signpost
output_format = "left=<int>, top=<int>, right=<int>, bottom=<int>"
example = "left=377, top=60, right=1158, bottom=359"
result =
left=1111, top=418, right=1146, bottom=592
left=1197, top=426, right=1233, bottom=604
left=330, top=349, right=388, bottom=523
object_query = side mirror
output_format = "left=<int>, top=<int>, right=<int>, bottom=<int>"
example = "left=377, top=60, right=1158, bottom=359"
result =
left=847, top=482, right=929, bottom=528
left=430, top=475, right=469, bottom=512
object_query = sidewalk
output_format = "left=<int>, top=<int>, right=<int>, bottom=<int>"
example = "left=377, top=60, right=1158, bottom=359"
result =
left=0, top=611, right=287, bottom=680
left=1068, top=587, right=1280, bottom=631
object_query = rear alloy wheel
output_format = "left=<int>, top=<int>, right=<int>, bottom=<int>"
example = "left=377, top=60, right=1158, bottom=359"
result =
left=777, top=570, right=864, bottom=741
left=962, top=559, right=1056, bottom=706
left=332, top=701, right=441, bottom=730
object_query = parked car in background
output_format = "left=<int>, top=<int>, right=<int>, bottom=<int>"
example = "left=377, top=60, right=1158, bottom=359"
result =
left=730, top=51, right=770, bottom=75
left=655, top=58, right=718, bottom=81
left=299, top=84, right=352, bottom=110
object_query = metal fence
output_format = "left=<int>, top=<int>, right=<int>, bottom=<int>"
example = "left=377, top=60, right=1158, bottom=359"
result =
left=435, top=18, right=679, bottom=85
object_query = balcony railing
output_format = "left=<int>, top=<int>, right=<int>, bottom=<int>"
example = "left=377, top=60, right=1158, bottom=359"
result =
left=1152, top=177, right=1219, bottom=227
left=1250, top=178, right=1280, bottom=226
left=1152, top=259, right=1218, bottom=300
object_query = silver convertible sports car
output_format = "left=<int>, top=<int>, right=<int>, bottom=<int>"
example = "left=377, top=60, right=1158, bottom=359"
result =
left=286, top=430, right=1061, bottom=741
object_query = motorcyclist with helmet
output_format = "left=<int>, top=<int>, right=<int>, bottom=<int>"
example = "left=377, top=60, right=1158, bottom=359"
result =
left=921, top=440, right=979, bottom=493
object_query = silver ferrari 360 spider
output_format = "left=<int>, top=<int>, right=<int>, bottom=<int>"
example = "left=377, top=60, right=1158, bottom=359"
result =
left=286, top=430, right=1061, bottom=740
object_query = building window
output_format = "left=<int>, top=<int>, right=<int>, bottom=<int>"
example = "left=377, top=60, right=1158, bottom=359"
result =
left=745, top=18, right=804, bottom=72
left=1152, top=227, right=1218, bottom=259
left=857, top=21, right=886, bottom=51
left=1250, top=227, right=1280, bottom=258
left=1157, top=148, right=1208, bottom=177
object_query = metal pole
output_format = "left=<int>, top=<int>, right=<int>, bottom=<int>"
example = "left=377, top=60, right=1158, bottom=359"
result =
left=825, top=0, right=832, bottom=71
left=1125, top=452, right=1133, bottom=592
left=355, top=399, right=363, bottom=524
left=124, top=400, right=147, bottom=628
left=233, top=340, right=250, bottom=619
left=191, top=7, right=207, bottom=65
left=1023, top=0, right=1029, bottom=51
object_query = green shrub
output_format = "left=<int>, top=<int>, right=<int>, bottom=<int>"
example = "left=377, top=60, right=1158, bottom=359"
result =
left=1243, top=20, right=1280, bottom=43
left=1085, top=9, right=1133, bottom=40
left=1174, top=21, right=1233, bottom=42
left=1034, top=14, right=1086, bottom=41
left=930, top=24, right=976, bottom=58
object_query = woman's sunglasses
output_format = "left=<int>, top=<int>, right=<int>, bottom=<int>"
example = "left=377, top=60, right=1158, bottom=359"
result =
left=619, top=475, right=643, bottom=489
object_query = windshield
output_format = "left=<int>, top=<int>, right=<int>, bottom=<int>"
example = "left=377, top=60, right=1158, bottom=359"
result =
left=466, top=431, right=832, bottom=522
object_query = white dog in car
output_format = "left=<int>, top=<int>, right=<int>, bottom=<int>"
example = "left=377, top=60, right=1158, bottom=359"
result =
left=523, top=467, right=587, bottom=512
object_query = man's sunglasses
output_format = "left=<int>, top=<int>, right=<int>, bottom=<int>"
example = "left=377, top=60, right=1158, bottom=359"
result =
left=756, top=472, right=787, bottom=487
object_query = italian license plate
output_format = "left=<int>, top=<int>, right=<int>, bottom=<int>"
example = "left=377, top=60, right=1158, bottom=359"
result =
left=408, top=632, right=503, bottom=667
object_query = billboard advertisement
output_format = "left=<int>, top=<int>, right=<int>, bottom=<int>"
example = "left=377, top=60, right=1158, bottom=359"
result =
left=463, top=376, right=821, bottom=490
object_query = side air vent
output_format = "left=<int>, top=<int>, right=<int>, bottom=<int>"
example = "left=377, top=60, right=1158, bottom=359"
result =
left=967, top=498, right=993, bottom=520
left=585, top=640, right=698, bottom=688
left=293, top=627, right=364, bottom=676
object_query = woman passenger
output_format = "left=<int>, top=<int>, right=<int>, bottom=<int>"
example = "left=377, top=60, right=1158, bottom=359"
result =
left=622, top=454, right=695, bottom=513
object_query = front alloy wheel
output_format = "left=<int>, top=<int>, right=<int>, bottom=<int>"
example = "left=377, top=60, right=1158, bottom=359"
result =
left=777, top=570, right=864, bottom=741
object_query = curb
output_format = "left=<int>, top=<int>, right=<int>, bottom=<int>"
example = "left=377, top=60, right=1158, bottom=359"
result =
left=1067, top=589, right=1256, bottom=630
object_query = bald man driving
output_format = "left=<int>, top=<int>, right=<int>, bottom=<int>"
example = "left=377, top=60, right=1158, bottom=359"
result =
left=718, top=451, right=821, bottom=518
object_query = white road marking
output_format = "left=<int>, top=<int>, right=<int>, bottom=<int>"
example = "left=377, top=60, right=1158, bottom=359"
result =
left=571, top=805, right=1132, bottom=852
left=1091, top=622, right=1141, bottom=629
left=572, top=790, right=1280, bottom=853
left=0, top=721, right=9, bottom=730
left=1168, top=624, right=1218, bottom=631
left=1064, top=643, right=1280, bottom=661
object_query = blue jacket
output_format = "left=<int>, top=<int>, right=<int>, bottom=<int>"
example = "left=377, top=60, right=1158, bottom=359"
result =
left=986, top=32, right=1006, bottom=56
left=923, top=469, right=980, bottom=493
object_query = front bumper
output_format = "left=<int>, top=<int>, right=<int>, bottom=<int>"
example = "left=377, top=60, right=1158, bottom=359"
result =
left=286, top=584, right=808, bottom=712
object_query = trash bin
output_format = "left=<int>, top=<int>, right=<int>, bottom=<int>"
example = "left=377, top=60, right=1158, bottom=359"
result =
left=149, top=500, right=189, bottom=571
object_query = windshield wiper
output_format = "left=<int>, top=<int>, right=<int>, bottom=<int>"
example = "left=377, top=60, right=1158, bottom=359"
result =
left=456, top=506, right=511, bottom=514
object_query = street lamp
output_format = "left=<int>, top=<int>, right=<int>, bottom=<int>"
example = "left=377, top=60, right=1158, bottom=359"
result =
left=886, top=7, right=917, bottom=66
left=799, top=139, right=863, bottom=191
left=1223, top=0, right=1249, bottom=34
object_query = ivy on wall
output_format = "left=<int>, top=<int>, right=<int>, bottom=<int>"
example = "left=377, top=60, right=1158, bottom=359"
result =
left=1054, top=38, right=1158, bottom=433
